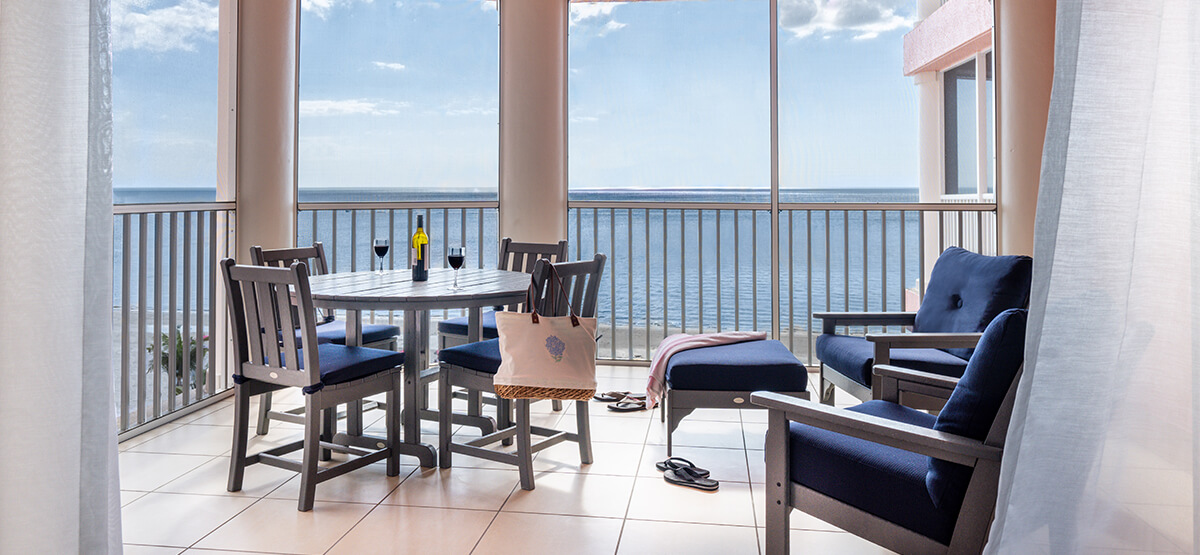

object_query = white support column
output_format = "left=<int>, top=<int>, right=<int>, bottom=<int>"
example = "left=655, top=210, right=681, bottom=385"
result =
left=915, top=0, right=943, bottom=300
left=996, top=0, right=1055, bottom=256
left=232, top=0, right=299, bottom=261
left=498, top=0, right=569, bottom=244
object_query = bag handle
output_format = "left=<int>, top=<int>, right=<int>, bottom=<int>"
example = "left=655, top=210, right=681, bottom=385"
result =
left=526, top=261, right=580, bottom=327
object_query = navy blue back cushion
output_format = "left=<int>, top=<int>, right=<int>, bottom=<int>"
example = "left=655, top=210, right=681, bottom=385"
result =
left=926, top=308, right=1027, bottom=511
left=914, top=247, right=1032, bottom=359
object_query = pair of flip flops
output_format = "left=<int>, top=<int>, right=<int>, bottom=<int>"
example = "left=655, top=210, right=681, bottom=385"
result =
left=657, top=457, right=719, bottom=491
left=594, top=391, right=648, bottom=412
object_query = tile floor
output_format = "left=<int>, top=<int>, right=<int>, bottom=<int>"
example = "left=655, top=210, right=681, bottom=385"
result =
left=119, top=365, right=896, bottom=555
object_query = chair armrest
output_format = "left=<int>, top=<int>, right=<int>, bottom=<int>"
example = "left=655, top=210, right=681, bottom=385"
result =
left=749, top=392, right=1000, bottom=466
left=864, top=332, right=984, bottom=350
left=813, top=311, right=917, bottom=333
left=873, top=364, right=960, bottom=390
left=873, top=364, right=959, bottom=405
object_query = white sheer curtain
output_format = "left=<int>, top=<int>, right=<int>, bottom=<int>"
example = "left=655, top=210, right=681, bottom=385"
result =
left=987, top=0, right=1197, bottom=553
left=0, top=1, right=122, bottom=552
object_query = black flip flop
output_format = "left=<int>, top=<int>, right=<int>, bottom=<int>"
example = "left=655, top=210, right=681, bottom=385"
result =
left=594, top=391, right=646, bottom=403
left=655, top=457, right=711, bottom=478
left=663, top=465, right=719, bottom=491
left=607, top=397, right=647, bottom=412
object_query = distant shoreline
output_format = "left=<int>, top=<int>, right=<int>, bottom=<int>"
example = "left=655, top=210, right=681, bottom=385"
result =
left=114, top=186, right=920, bottom=205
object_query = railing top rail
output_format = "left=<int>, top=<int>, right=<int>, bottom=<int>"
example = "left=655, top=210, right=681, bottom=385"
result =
left=569, top=200, right=773, bottom=210
left=298, top=200, right=499, bottom=211
left=567, top=200, right=997, bottom=212
left=113, top=201, right=236, bottom=214
left=778, top=202, right=996, bottom=211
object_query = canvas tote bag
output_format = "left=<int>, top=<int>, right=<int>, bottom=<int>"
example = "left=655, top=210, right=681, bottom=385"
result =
left=493, top=265, right=597, bottom=400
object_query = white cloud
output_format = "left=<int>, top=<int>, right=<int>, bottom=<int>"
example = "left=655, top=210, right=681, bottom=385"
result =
left=372, top=61, right=407, bottom=71
left=300, top=99, right=408, bottom=117
left=569, top=3, right=627, bottom=36
left=303, top=0, right=374, bottom=19
left=111, top=0, right=218, bottom=53
left=778, top=0, right=914, bottom=40
left=441, top=97, right=498, bottom=117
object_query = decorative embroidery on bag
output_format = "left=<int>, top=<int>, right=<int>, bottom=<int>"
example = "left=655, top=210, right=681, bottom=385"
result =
left=545, top=335, right=566, bottom=362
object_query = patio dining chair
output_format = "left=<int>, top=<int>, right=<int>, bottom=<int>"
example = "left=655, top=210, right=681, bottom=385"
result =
left=220, top=259, right=404, bottom=511
left=250, top=243, right=400, bottom=436
left=437, top=254, right=605, bottom=490
left=814, top=246, right=1031, bottom=408
left=753, top=308, right=1027, bottom=554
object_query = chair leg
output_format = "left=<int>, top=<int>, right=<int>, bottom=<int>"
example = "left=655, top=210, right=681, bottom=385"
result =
left=386, top=374, right=402, bottom=477
left=764, top=408, right=792, bottom=555
left=819, top=366, right=836, bottom=406
left=467, top=389, right=482, bottom=417
left=498, top=397, right=514, bottom=447
left=438, top=366, right=453, bottom=469
left=515, top=399, right=535, bottom=490
left=320, top=407, right=334, bottom=461
left=298, top=399, right=321, bottom=512
left=552, top=399, right=563, bottom=412
left=575, top=400, right=593, bottom=465
left=660, top=393, right=666, bottom=422
left=227, top=385, right=251, bottom=492
left=255, top=391, right=272, bottom=435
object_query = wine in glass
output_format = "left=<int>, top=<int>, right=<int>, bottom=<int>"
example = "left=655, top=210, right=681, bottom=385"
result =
left=373, top=239, right=389, bottom=275
left=448, top=247, right=465, bottom=290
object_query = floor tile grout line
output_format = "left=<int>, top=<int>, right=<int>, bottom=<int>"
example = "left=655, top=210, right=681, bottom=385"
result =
left=740, top=407, right=764, bottom=555
left=611, top=418, right=653, bottom=555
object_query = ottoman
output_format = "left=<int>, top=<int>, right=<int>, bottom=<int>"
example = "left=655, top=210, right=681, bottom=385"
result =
left=664, top=339, right=809, bottom=455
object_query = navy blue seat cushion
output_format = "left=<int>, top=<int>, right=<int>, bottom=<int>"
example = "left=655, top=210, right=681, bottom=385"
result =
left=914, top=247, right=1032, bottom=359
left=258, top=344, right=404, bottom=390
left=665, top=340, right=807, bottom=393
left=790, top=400, right=958, bottom=545
left=927, top=308, right=1027, bottom=511
left=815, top=334, right=969, bottom=388
left=436, top=311, right=500, bottom=339
left=439, top=338, right=502, bottom=374
left=309, top=321, right=400, bottom=346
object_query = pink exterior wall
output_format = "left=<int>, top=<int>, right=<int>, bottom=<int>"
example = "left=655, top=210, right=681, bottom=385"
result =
left=903, top=0, right=993, bottom=75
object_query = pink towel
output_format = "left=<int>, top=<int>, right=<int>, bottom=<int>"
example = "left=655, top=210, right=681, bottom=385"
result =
left=645, top=331, right=768, bottom=409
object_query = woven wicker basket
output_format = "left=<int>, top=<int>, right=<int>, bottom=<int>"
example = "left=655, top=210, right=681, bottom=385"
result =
left=493, top=384, right=595, bottom=401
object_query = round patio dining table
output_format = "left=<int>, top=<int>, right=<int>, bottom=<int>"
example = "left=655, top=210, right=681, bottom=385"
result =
left=305, top=267, right=532, bottom=467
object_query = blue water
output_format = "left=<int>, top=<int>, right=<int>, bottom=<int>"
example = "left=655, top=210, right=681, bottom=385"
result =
left=114, top=187, right=923, bottom=357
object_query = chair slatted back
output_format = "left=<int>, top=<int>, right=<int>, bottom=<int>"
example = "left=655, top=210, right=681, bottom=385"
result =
left=529, top=254, right=606, bottom=319
left=251, top=243, right=334, bottom=323
left=220, top=258, right=320, bottom=389
left=497, top=238, right=569, bottom=312
left=499, top=237, right=568, bottom=273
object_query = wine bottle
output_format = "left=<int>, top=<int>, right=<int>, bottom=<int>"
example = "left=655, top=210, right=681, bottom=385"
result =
left=411, top=215, right=429, bottom=281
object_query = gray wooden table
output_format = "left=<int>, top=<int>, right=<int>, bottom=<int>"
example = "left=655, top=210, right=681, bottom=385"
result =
left=306, top=267, right=531, bottom=468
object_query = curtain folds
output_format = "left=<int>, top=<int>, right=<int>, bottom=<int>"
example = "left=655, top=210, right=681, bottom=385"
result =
left=987, top=0, right=1198, bottom=553
left=0, top=1, right=121, bottom=552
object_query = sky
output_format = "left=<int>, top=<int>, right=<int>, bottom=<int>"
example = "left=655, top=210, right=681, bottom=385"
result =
left=111, top=0, right=920, bottom=197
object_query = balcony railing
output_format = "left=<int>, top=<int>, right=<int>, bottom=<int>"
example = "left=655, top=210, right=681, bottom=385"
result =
left=111, top=197, right=995, bottom=436
left=567, top=201, right=996, bottom=363
left=113, top=202, right=236, bottom=436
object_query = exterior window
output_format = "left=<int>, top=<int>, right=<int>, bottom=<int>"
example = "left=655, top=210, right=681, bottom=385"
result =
left=943, top=52, right=994, bottom=196
left=112, top=0, right=220, bottom=203
left=567, top=0, right=769, bottom=200
left=778, top=0, right=919, bottom=203
left=298, top=1, right=499, bottom=201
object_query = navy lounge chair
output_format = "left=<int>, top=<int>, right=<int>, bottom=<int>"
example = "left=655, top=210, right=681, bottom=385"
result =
left=814, top=247, right=1031, bottom=407
left=753, top=308, right=1027, bottom=554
